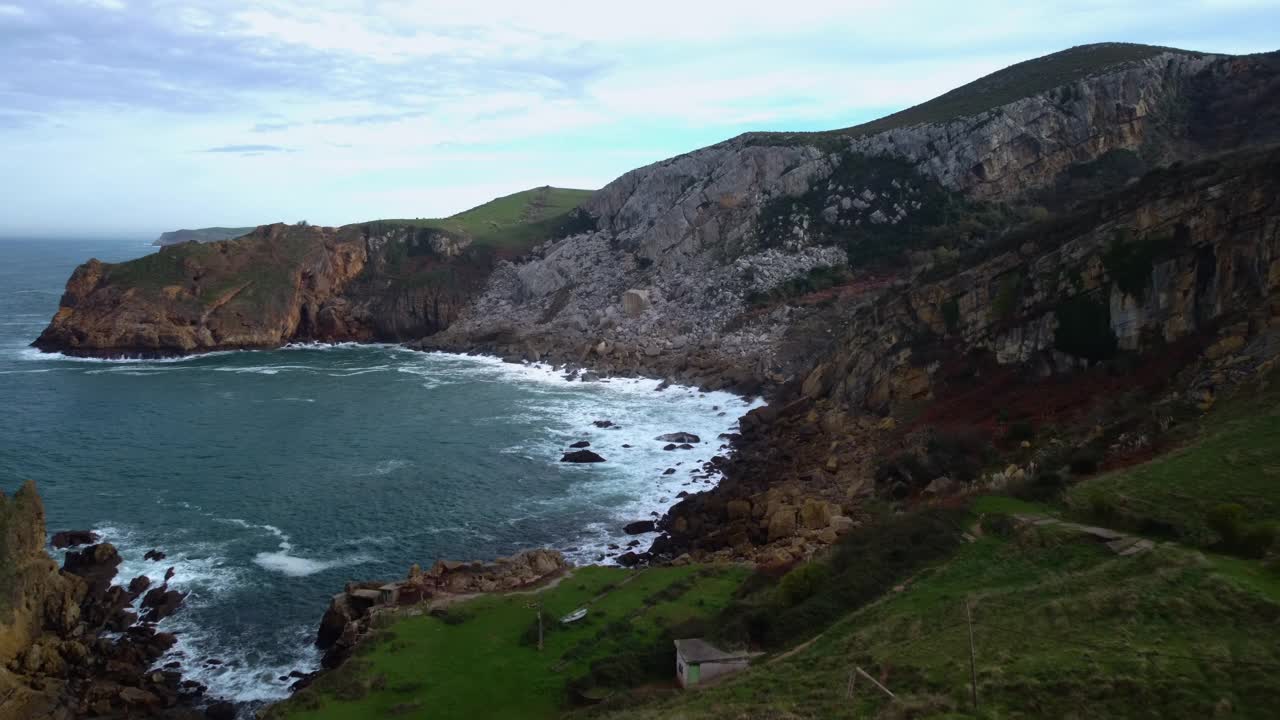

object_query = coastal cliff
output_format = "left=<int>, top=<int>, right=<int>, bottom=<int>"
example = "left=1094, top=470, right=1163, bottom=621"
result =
left=29, top=45, right=1280, bottom=564
left=153, top=228, right=256, bottom=247
left=1, top=482, right=212, bottom=720
left=33, top=187, right=587, bottom=357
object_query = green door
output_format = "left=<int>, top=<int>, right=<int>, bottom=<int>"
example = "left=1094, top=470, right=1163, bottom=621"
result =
left=688, top=663, right=700, bottom=685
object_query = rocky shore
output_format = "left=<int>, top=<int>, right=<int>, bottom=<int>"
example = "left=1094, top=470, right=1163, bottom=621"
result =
left=0, top=481, right=236, bottom=720
left=310, top=550, right=568, bottom=674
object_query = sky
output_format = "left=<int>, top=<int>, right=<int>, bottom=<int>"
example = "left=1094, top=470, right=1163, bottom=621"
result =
left=1, top=0, right=1277, bottom=236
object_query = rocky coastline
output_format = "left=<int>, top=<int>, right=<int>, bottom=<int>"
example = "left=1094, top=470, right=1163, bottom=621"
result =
left=0, top=481, right=234, bottom=720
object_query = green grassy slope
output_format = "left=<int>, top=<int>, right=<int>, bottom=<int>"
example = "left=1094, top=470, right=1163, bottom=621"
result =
left=376, top=186, right=594, bottom=249
left=752, top=43, right=1203, bottom=145
left=587, top=372, right=1280, bottom=720
left=592, top=534, right=1280, bottom=720
left=1066, top=369, right=1280, bottom=546
left=267, top=565, right=748, bottom=720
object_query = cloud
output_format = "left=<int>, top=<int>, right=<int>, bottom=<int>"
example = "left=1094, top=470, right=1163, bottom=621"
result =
left=202, top=144, right=293, bottom=154
left=1, top=0, right=1278, bottom=234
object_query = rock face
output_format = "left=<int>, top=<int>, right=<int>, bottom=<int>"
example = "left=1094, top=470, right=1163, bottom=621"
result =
left=561, top=449, right=606, bottom=463
left=33, top=222, right=500, bottom=357
left=428, top=49, right=1280, bottom=392
left=1, top=482, right=205, bottom=719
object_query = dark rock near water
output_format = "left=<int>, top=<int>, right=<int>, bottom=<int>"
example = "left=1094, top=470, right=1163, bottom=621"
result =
left=144, top=548, right=167, bottom=562
left=592, top=420, right=614, bottom=428
left=140, top=585, right=187, bottom=623
left=561, top=449, right=606, bottom=463
left=615, top=551, right=644, bottom=567
left=165, top=566, right=176, bottom=582
left=569, top=440, right=591, bottom=449
left=128, top=575, right=152, bottom=596
left=663, top=444, right=677, bottom=451
left=656, top=432, right=700, bottom=444
left=623, top=520, right=656, bottom=535
left=663, top=468, right=676, bottom=475
left=50, top=529, right=99, bottom=548
left=206, top=700, right=238, bottom=720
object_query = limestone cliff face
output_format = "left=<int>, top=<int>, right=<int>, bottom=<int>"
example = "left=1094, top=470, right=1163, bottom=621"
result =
left=434, top=50, right=1280, bottom=384
left=797, top=148, right=1280, bottom=417
left=34, top=223, right=494, bottom=357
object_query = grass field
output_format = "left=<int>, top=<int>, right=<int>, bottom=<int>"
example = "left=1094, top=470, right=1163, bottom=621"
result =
left=589, top=532, right=1280, bottom=720
left=267, top=564, right=748, bottom=720
left=377, top=186, right=594, bottom=249
left=1065, top=369, right=1280, bottom=546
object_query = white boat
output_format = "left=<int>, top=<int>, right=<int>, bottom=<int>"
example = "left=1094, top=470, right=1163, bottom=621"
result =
left=560, top=608, right=588, bottom=624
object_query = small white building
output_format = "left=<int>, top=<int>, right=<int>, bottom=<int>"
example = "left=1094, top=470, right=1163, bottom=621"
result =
left=674, top=638, right=754, bottom=688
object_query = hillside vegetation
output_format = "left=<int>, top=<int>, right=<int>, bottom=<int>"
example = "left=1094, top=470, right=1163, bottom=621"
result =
left=751, top=42, right=1198, bottom=145
left=581, top=371, right=1280, bottom=719
left=376, top=186, right=594, bottom=249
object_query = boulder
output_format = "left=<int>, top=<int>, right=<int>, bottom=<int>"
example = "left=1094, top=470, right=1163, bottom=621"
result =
left=615, top=551, right=642, bottom=567
left=726, top=499, right=752, bottom=521
left=655, top=432, right=700, bottom=444
left=569, top=440, right=591, bottom=449
left=829, top=516, right=856, bottom=534
left=144, top=548, right=167, bottom=562
left=799, top=500, right=834, bottom=530
left=206, top=701, right=238, bottom=720
left=621, top=289, right=651, bottom=317
left=128, top=575, right=152, bottom=596
left=140, top=586, right=187, bottom=623
left=767, top=506, right=798, bottom=542
left=50, top=529, right=99, bottom=548
left=663, top=444, right=677, bottom=451
left=593, top=420, right=614, bottom=428
left=923, top=476, right=957, bottom=495
left=623, top=520, right=656, bottom=535
left=560, top=450, right=606, bottom=463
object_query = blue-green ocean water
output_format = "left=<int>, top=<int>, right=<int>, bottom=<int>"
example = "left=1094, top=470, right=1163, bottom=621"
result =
left=0, top=236, right=757, bottom=703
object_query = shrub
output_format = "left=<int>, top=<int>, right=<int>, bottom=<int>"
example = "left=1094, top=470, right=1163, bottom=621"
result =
left=716, top=508, right=965, bottom=649
left=1067, top=447, right=1103, bottom=475
left=1208, top=504, right=1278, bottom=558
left=1207, top=503, right=1247, bottom=547
left=1088, top=491, right=1117, bottom=521
left=1007, top=420, right=1036, bottom=443
left=980, top=513, right=1018, bottom=537
left=778, top=562, right=831, bottom=605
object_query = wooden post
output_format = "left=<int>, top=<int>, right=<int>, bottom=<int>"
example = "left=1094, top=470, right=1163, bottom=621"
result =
left=854, top=666, right=894, bottom=698
left=965, top=599, right=979, bottom=711
left=537, top=606, right=544, bottom=652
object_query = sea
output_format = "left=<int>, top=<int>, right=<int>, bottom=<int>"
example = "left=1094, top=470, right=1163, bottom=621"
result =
left=0, top=235, right=760, bottom=704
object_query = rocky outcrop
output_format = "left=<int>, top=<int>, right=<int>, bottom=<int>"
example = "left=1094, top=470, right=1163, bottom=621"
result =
left=33, top=222, right=500, bottom=358
left=428, top=49, right=1280, bottom=393
left=315, top=549, right=567, bottom=670
left=1, top=482, right=209, bottom=720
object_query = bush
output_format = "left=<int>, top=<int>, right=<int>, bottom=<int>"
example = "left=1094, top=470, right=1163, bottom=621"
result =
left=1209, top=504, right=1278, bottom=558
left=1088, top=491, right=1117, bottom=521
left=1007, top=420, right=1036, bottom=443
left=1067, top=447, right=1103, bottom=475
left=980, top=513, right=1018, bottom=537
left=778, top=562, right=831, bottom=605
left=716, top=508, right=965, bottom=649
left=1207, top=503, right=1247, bottom=547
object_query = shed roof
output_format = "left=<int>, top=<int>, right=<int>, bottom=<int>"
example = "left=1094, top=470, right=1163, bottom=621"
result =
left=674, top=638, right=753, bottom=664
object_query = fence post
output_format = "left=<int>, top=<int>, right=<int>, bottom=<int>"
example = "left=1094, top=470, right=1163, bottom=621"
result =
left=966, top=599, right=979, bottom=711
